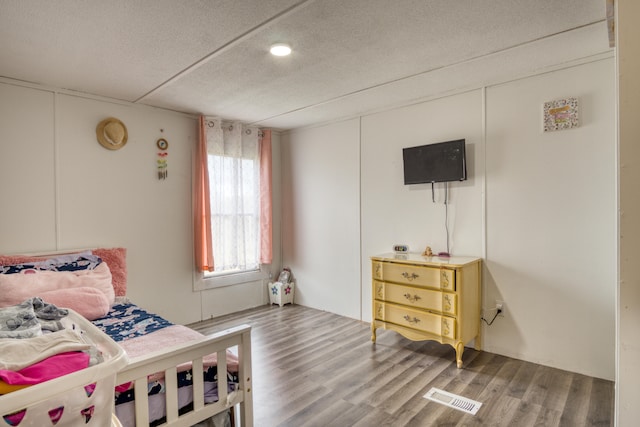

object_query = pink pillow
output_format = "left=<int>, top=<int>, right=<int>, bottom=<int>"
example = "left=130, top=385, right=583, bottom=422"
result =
left=0, top=248, right=127, bottom=297
left=41, top=288, right=111, bottom=320
left=5, top=288, right=111, bottom=320
left=0, top=262, right=114, bottom=308
left=93, top=248, right=127, bottom=296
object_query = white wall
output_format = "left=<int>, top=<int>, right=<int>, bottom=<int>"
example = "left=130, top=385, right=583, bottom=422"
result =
left=281, top=58, right=616, bottom=380
left=0, top=84, right=57, bottom=251
left=281, top=119, right=361, bottom=319
left=0, top=81, right=281, bottom=325
left=484, top=60, right=616, bottom=380
left=360, top=89, right=484, bottom=320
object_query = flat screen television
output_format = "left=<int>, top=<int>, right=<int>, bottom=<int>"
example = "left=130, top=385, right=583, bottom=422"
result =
left=402, top=139, right=467, bottom=184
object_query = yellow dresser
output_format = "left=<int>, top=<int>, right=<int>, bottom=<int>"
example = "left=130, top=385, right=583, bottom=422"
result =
left=371, top=253, right=482, bottom=368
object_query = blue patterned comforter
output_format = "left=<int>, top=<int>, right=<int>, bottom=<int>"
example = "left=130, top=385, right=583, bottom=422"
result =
left=92, top=303, right=173, bottom=342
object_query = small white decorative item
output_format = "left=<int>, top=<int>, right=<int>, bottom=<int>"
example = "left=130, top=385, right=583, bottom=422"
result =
left=277, top=268, right=291, bottom=284
left=543, top=97, right=579, bottom=132
left=268, top=281, right=295, bottom=307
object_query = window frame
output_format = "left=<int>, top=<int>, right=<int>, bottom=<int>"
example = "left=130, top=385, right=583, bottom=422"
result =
left=194, top=264, right=268, bottom=291
left=196, top=150, right=265, bottom=291
left=194, top=120, right=271, bottom=291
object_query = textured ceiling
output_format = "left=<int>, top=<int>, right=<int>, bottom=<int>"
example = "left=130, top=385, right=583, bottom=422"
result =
left=0, top=0, right=610, bottom=130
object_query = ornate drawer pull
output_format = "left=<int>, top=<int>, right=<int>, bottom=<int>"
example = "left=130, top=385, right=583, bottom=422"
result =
left=401, top=272, right=419, bottom=281
left=403, top=293, right=421, bottom=303
left=403, top=315, right=421, bottom=324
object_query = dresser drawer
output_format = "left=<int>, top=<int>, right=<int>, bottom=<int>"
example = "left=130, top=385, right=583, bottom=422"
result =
left=372, top=261, right=455, bottom=291
left=374, top=301, right=456, bottom=339
left=373, top=280, right=457, bottom=316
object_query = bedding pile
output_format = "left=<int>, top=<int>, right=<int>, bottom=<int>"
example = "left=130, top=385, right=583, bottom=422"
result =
left=0, top=296, right=70, bottom=338
left=0, top=248, right=239, bottom=427
left=0, top=249, right=124, bottom=426
left=0, top=251, right=118, bottom=320
left=0, top=299, right=109, bottom=426
left=0, top=298, right=101, bottom=393
left=0, top=251, right=113, bottom=398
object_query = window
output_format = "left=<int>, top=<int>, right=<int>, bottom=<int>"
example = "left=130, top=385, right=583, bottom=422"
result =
left=195, top=118, right=272, bottom=288
left=206, top=151, right=260, bottom=276
left=202, top=121, right=264, bottom=282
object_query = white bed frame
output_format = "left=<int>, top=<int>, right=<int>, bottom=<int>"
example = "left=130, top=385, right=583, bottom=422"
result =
left=0, top=249, right=254, bottom=427
left=115, top=324, right=253, bottom=427
left=0, top=319, right=253, bottom=427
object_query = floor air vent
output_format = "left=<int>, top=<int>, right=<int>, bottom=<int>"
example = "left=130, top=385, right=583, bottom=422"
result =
left=423, top=387, right=482, bottom=415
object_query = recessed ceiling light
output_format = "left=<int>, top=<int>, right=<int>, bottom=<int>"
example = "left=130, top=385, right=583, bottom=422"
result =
left=270, top=43, right=292, bottom=57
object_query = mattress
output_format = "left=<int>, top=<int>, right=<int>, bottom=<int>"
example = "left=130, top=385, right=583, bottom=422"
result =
left=91, top=303, right=239, bottom=427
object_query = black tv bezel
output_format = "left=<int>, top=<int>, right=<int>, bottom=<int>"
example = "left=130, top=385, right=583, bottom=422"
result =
left=402, top=139, right=467, bottom=185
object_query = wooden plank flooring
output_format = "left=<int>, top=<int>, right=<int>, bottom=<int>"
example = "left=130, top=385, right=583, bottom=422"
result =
left=189, top=304, right=614, bottom=427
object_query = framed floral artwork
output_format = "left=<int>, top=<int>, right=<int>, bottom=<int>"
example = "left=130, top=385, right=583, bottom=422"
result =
left=543, top=97, right=579, bottom=132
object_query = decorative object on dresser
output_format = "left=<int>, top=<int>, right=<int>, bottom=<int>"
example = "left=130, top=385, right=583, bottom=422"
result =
left=371, top=253, right=482, bottom=368
left=393, top=244, right=409, bottom=253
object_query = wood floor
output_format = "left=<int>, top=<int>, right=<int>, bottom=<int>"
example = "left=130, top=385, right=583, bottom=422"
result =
left=190, top=304, right=614, bottom=427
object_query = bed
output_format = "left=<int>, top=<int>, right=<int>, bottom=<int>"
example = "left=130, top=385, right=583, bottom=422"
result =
left=0, top=249, right=253, bottom=427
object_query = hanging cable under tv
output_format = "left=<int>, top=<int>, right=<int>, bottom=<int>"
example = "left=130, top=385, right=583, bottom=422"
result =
left=403, top=139, right=467, bottom=257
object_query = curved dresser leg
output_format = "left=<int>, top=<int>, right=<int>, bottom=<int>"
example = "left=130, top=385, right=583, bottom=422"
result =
left=455, top=342, right=465, bottom=368
left=371, top=324, right=377, bottom=343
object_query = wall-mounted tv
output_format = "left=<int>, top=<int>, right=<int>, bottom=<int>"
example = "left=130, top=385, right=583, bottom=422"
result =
left=402, top=139, right=467, bottom=185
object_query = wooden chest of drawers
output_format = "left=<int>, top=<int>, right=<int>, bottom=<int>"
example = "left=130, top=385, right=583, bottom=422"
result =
left=371, top=253, right=482, bottom=368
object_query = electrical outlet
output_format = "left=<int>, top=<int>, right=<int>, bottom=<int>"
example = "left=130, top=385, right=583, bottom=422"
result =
left=495, top=300, right=505, bottom=317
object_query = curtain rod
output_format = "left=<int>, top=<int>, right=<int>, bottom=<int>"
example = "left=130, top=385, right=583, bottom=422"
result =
left=204, top=120, right=264, bottom=137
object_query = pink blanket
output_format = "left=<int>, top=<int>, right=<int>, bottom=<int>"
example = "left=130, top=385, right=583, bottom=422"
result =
left=118, top=325, right=239, bottom=382
left=0, top=263, right=114, bottom=320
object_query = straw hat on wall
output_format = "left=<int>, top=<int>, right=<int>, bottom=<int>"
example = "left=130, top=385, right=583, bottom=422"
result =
left=96, top=117, right=128, bottom=150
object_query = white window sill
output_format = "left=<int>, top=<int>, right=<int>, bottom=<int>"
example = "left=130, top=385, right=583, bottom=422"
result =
left=194, top=266, right=268, bottom=291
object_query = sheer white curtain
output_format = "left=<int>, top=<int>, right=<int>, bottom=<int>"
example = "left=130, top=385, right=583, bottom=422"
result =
left=205, top=119, right=260, bottom=273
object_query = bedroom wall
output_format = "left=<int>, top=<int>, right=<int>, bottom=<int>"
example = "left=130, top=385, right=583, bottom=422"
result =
left=0, top=81, right=281, bottom=325
left=281, top=57, right=616, bottom=380
left=281, top=119, right=361, bottom=318
left=484, top=59, right=615, bottom=380
left=360, top=89, right=484, bottom=303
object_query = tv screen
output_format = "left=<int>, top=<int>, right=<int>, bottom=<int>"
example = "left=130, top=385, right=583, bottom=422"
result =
left=403, top=139, right=467, bottom=184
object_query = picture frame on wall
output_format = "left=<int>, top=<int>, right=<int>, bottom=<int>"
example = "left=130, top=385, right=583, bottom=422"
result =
left=543, top=97, right=579, bottom=132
